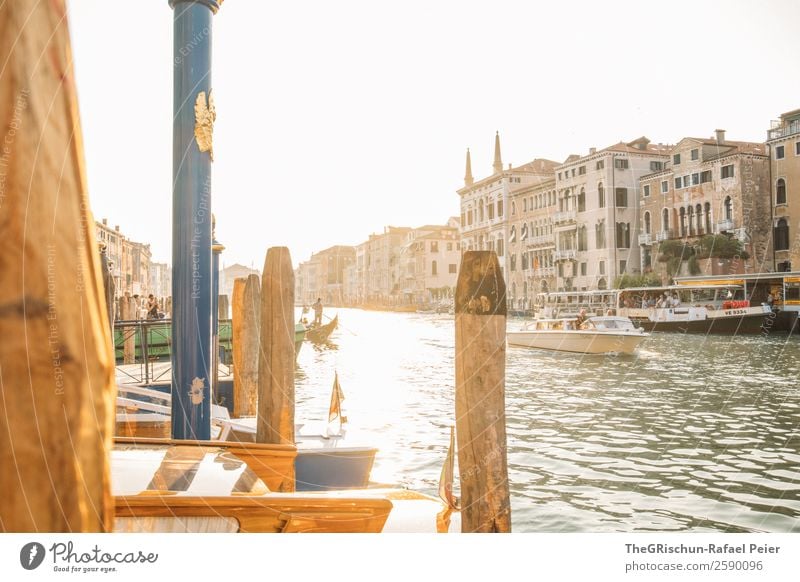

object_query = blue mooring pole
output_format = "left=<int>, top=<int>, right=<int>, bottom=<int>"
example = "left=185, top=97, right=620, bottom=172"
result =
left=211, top=219, right=224, bottom=404
left=169, top=0, right=220, bottom=440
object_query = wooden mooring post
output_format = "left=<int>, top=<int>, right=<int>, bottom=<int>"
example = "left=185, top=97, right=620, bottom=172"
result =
left=454, top=251, right=511, bottom=532
left=256, top=247, right=295, bottom=446
left=232, top=274, right=260, bottom=417
left=0, top=0, right=115, bottom=531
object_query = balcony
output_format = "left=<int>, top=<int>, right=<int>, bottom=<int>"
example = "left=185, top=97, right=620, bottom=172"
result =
left=552, top=210, right=577, bottom=225
left=768, top=120, right=800, bottom=141
left=655, top=229, right=674, bottom=242
left=638, top=233, right=652, bottom=246
left=534, top=267, right=556, bottom=278
left=527, top=235, right=555, bottom=248
left=553, top=249, right=577, bottom=261
left=716, top=219, right=734, bottom=233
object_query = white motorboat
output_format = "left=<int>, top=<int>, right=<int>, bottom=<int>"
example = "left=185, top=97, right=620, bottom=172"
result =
left=507, top=316, right=648, bottom=355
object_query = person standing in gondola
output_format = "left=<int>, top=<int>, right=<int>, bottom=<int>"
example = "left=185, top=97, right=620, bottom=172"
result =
left=312, top=297, right=323, bottom=326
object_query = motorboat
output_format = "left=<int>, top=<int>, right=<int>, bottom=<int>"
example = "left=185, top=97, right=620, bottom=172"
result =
left=507, top=316, right=648, bottom=355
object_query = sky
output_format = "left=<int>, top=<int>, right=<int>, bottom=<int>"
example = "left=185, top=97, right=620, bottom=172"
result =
left=67, top=0, right=800, bottom=268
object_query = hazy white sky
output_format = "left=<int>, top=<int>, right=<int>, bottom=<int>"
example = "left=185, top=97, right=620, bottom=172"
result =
left=67, top=0, right=800, bottom=267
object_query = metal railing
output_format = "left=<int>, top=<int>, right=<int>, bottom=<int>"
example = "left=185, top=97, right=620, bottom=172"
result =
left=656, top=229, right=673, bottom=242
left=114, top=318, right=232, bottom=385
left=768, top=120, right=800, bottom=141
left=553, top=210, right=577, bottom=224
left=638, top=233, right=652, bottom=245
left=553, top=249, right=577, bottom=261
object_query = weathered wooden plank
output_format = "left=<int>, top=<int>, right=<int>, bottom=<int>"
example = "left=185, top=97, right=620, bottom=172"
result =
left=454, top=251, right=511, bottom=532
left=256, top=247, right=295, bottom=447
left=0, top=0, right=115, bottom=532
left=232, top=274, right=260, bottom=418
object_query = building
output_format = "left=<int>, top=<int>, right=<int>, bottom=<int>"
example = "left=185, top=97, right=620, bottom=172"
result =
left=458, top=133, right=560, bottom=279
left=219, top=263, right=260, bottom=302
left=295, top=245, right=355, bottom=306
left=399, top=219, right=461, bottom=305
left=506, top=163, right=559, bottom=309
left=767, top=109, right=800, bottom=272
left=354, top=226, right=411, bottom=305
left=639, top=131, right=770, bottom=280
left=149, top=262, right=171, bottom=299
left=95, top=218, right=151, bottom=297
left=553, top=137, right=669, bottom=291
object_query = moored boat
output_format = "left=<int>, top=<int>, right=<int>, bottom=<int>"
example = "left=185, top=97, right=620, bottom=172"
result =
left=616, top=285, right=773, bottom=334
left=507, top=316, right=648, bottom=355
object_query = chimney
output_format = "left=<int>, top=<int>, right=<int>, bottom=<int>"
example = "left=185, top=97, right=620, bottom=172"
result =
left=589, top=147, right=596, bottom=155
left=115, top=225, right=120, bottom=232
left=508, top=163, right=512, bottom=170
left=714, top=129, right=726, bottom=143
left=102, top=218, right=108, bottom=226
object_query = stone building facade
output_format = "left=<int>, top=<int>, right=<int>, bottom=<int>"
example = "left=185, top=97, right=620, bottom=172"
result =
left=638, top=131, right=771, bottom=280
left=554, top=138, right=669, bottom=291
left=767, top=109, right=800, bottom=272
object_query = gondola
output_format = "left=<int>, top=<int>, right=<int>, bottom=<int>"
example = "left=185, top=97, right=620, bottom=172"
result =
left=305, top=314, right=339, bottom=343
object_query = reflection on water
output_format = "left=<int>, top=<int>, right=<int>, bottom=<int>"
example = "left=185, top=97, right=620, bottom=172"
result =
left=294, top=308, right=800, bottom=532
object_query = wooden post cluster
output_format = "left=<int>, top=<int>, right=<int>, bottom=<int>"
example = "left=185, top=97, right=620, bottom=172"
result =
left=0, top=0, right=115, bottom=532
left=454, top=251, right=512, bottom=532
left=256, top=248, right=295, bottom=446
left=232, top=275, right=260, bottom=418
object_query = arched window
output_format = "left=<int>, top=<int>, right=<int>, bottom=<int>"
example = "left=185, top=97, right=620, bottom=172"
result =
left=687, top=206, right=695, bottom=236
left=679, top=207, right=687, bottom=237
left=479, top=200, right=485, bottom=222
left=578, top=188, right=586, bottom=212
left=704, top=202, right=712, bottom=234
left=724, top=196, right=732, bottom=221
left=598, top=183, right=605, bottom=208
left=541, top=280, right=549, bottom=293
left=644, top=211, right=651, bottom=235
left=598, top=278, right=607, bottom=290
left=509, top=225, right=516, bottom=243
left=523, top=198, right=528, bottom=212
left=696, top=204, right=703, bottom=234
left=662, top=208, right=670, bottom=232
left=511, top=201, right=516, bottom=216
left=775, top=218, right=790, bottom=251
left=777, top=178, right=787, bottom=205
left=521, top=223, right=529, bottom=241
left=578, top=226, right=588, bottom=251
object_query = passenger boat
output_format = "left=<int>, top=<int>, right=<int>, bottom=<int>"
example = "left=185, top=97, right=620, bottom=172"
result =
left=507, top=316, right=648, bottom=355
left=304, top=314, right=338, bottom=343
left=615, top=285, right=773, bottom=333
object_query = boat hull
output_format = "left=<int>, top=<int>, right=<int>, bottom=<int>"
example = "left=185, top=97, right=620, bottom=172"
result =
left=507, top=330, right=646, bottom=354
left=632, top=311, right=771, bottom=334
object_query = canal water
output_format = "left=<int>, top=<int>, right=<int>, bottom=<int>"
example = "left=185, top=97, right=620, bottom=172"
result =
left=295, top=308, right=800, bottom=533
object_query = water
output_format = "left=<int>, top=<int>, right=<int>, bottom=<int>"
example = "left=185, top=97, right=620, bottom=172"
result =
left=295, top=308, right=800, bottom=532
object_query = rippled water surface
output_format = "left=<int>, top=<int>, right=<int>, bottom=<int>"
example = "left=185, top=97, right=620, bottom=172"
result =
left=295, top=308, right=800, bottom=532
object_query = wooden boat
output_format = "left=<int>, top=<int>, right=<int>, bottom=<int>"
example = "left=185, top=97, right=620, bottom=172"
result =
left=507, top=316, right=648, bottom=355
left=304, top=314, right=338, bottom=343
left=112, top=439, right=456, bottom=532
left=115, top=379, right=377, bottom=492
left=616, top=285, right=773, bottom=334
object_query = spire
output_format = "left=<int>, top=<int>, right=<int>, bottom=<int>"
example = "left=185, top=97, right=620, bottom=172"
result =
left=464, top=148, right=474, bottom=187
left=493, top=130, right=503, bottom=174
